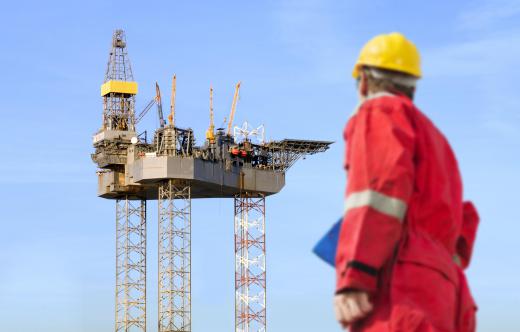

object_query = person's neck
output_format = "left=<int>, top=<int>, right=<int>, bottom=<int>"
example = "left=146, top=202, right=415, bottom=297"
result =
left=358, top=90, right=395, bottom=103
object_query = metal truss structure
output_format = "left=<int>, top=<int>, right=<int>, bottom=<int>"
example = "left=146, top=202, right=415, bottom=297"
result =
left=115, top=198, right=147, bottom=332
left=265, top=139, right=332, bottom=171
left=103, top=29, right=136, bottom=131
left=158, top=180, right=192, bottom=332
left=234, top=193, right=266, bottom=332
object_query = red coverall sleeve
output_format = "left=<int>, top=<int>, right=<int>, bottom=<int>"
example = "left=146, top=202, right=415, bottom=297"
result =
left=456, top=201, right=479, bottom=269
left=336, top=101, right=415, bottom=293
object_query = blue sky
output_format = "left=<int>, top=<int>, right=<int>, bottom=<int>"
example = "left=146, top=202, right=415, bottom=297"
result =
left=0, top=0, right=519, bottom=331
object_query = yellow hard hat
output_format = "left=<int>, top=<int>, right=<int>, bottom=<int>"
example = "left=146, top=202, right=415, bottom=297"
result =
left=352, top=32, right=421, bottom=78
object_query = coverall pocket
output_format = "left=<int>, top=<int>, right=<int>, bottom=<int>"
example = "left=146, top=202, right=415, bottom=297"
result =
left=390, top=259, right=458, bottom=332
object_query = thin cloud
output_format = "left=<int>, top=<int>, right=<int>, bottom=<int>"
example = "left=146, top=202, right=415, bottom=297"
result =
left=423, top=33, right=520, bottom=138
left=272, top=0, right=354, bottom=84
left=423, top=1, right=520, bottom=139
left=458, top=0, right=520, bottom=30
left=423, top=31, right=520, bottom=77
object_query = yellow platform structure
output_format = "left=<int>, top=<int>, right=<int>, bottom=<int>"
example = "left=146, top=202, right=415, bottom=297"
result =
left=101, top=80, right=138, bottom=96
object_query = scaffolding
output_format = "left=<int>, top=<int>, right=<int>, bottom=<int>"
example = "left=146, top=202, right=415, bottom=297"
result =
left=234, top=194, right=266, bottom=332
left=115, top=198, right=147, bottom=332
left=158, top=180, right=192, bottom=332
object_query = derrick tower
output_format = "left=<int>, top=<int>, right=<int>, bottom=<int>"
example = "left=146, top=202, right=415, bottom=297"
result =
left=102, top=29, right=137, bottom=131
left=94, top=29, right=146, bottom=332
left=92, top=29, right=332, bottom=332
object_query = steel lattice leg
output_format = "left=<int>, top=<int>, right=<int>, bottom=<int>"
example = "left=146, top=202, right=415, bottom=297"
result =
left=158, top=180, right=191, bottom=332
left=115, top=197, right=147, bottom=332
left=235, top=193, right=266, bottom=332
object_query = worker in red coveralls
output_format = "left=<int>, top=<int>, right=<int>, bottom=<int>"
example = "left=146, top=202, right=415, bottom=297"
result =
left=334, top=33, right=479, bottom=332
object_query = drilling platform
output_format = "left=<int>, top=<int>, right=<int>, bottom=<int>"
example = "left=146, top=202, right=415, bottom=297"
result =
left=92, top=29, right=332, bottom=332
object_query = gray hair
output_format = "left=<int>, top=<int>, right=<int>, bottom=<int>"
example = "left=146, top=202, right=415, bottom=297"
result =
left=365, top=67, right=418, bottom=88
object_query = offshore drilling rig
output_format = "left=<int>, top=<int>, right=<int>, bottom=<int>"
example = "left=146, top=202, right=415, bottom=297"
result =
left=92, top=29, right=332, bottom=332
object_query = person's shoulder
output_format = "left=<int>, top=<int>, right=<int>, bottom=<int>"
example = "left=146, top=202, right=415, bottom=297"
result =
left=357, top=94, right=415, bottom=121
left=356, top=94, right=420, bottom=133
left=363, top=93, right=413, bottom=112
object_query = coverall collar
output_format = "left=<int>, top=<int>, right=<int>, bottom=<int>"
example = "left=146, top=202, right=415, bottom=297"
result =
left=351, top=91, right=396, bottom=118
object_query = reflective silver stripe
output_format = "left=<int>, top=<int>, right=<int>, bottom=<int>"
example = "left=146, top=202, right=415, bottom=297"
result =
left=344, top=189, right=407, bottom=221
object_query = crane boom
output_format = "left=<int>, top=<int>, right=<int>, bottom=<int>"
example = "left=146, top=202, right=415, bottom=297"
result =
left=168, top=74, right=176, bottom=126
left=227, top=81, right=241, bottom=135
left=135, top=98, right=156, bottom=124
left=135, top=82, right=164, bottom=125
left=155, top=82, right=166, bottom=128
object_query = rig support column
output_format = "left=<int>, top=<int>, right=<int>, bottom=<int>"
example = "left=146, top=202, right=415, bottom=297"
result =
left=158, top=180, right=192, bottom=332
left=115, top=197, right=147, bottom=332
left=235, top=193, right=266, bottom=332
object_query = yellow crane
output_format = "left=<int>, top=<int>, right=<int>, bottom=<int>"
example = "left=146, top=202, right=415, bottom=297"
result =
left=227, top=81, right=241, bottom=136
left=168, top=74, right=176, bottom=126
left=206, top=86, right=215, bottom=142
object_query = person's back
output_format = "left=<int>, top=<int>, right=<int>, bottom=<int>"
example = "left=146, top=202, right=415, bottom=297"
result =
left=388, top=94, right=463, bottom=249
left=333, top=33, right=478, bottom=332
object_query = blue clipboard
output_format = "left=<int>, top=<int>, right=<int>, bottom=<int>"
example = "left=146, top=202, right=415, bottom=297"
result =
left=312, top=218, right=343, bottom=267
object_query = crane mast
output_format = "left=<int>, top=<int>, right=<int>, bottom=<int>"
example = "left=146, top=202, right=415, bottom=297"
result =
left=206, top=86, right=215, bottom=142
left=168, top=74, right=176, bottom=126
